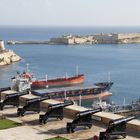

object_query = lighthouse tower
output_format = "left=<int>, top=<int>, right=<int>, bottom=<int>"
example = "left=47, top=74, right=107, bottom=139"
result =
left=0, top=40, right=6, bottom=51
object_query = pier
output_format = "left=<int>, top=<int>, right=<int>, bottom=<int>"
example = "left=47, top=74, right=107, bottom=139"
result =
left=7, top=40, right=49, bottom=45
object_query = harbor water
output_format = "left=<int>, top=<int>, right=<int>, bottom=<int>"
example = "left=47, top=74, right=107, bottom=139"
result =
left=0, top=26, right=140, bottom=106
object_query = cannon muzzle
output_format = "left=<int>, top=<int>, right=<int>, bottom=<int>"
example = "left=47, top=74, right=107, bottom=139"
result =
left=77, top=108, right=102, bottom=117
left=48, top=101, right=73, bottom=109
left=110, top=116, right=136, bottom=126
left=5, top=91, right=28, bottom=98
left=27, top=97, right=40, bottom=103
left=40, top=96, right=50, bottom=101
left=0, top=87, right=11, bottom=92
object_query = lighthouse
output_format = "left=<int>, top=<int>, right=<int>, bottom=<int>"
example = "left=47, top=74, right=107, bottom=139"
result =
left=0, top=40, right=6, bottom=51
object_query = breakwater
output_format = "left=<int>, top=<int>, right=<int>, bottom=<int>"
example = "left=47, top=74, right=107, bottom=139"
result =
left=0, top=40, right=21, bottom=66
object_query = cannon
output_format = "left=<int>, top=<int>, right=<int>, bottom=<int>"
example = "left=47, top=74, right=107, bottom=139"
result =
left=0, top=87, right=11, bottom=92
left=0, top=91, right=28, bottom=110
left=66, top=108, right=102, bottom=133
left=99, top=116, right=136, bottom=140
left=39, top=100, right=73, bottom=124
left=17, top=96, right=50, bottom=116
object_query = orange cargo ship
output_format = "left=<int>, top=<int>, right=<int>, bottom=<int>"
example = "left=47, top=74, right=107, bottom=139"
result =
left=31, top=74, right=84, bottom=89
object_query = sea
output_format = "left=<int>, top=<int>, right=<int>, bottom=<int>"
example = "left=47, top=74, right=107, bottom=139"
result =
left=0, top=26, right=140, bottom=107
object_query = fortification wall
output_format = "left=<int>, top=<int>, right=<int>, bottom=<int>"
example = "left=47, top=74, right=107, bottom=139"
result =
left=93, top=34, right=118, bottom=43
left=118, top=33, right=140, bottom=39
left=50, top=37, right=71, bottom=44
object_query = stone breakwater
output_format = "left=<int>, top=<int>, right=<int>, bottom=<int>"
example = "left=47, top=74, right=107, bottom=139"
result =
left=0, top=50, right=21, bottom=66
left=0, top=40, right=21, bottom=66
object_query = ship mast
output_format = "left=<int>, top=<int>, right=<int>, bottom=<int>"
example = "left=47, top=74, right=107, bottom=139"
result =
left=108, top=72, right=111, bottom=82
left=76, top=64, right=79, bottom=76
left=26, top=63, right=30, bottom=73
left=79, top=94, right=81, bottom=106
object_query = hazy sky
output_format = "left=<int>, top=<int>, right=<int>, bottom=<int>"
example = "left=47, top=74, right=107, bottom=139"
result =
left=0, top=0, right=140, bottom=26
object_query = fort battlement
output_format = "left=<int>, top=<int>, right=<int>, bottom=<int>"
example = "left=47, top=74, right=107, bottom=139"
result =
left=49, top=33, right=140, bottom=44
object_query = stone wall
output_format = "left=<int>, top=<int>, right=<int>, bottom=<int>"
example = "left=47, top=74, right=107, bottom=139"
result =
left=93, top=33, right=118, bottom=43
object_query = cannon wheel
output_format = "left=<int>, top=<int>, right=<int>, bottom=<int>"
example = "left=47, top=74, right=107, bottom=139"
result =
left=17, top=110, right=20, bottom=116
left=17, top=109, right=24, bottom=117
left=39, top=117, right=43, bottom=124
left=70, top=127, right=75, bottom=133
left=0, top=105, right=3, bottom=110
left=66, top=126, right=70, bottom=133
left=59, top=116, right=63, bottom=120
left=88, top=124, right=92, bottom=129
left=42, top=116, right=48, bottom=124
left=122, top=134, right=126, bottom=138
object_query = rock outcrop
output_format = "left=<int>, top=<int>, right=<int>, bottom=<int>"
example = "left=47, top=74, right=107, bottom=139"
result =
left=0, top=40, right=21, bottom=66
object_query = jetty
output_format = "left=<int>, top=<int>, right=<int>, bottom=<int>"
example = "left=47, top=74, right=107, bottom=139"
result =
left=7, top=40, right=49, bottom=45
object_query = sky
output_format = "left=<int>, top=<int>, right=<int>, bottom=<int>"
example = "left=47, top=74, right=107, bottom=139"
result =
left=0, top=0, right=140, bottom=26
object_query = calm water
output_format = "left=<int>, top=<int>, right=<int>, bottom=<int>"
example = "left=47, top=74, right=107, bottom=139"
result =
left=0, top=26, right=140, bottom=106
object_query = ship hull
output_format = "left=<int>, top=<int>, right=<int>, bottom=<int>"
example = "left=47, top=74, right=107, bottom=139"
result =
left=31, top=74, right=84, bottom=89
left=32, top=82, right=113, bottom=101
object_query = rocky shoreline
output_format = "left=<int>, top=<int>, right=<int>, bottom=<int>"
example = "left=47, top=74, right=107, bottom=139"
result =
left=0, top=41, right=21, bottom=66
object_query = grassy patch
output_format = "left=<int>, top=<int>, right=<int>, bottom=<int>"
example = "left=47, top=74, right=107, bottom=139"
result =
left=0, top=118, right=21, bottom=130
left=46, top=136, right=69, bottom=140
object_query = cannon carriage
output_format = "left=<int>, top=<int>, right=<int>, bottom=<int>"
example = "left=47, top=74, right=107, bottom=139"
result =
left=99, top=116, right=136, bottom=140
left=0, top=90, right=28, bottom=110
left=17, top=95, right=50, bottom=116
left=66, top=108, right=102, bottom=133
left=39, top=100, right=73, bottom=124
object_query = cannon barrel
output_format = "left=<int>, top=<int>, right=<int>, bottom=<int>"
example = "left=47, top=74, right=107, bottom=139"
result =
left=77, top=108, right=102, bottom=117
left=0, top=87, right=11, bottom=92
left=49, top=101, right=73, bottom=109
left=26, top=97, right=40, bottom=103
left=27, top=96, right=50, bottom=103
left=6, top=91, right=28, bottom=98
left=40, top=96, right=50, bottom=102
left=110, top=116, right=136, bottom=125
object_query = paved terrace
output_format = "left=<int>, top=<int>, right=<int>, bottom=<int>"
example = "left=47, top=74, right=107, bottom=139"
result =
left=0, top=107, right=140, bottom=140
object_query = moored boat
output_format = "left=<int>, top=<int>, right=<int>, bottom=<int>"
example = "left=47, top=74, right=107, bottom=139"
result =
left=31, top=74, right=84, bottom=89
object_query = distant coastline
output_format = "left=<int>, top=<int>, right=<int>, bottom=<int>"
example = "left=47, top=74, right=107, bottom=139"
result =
left=7, top=32, right=140, bottom=45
